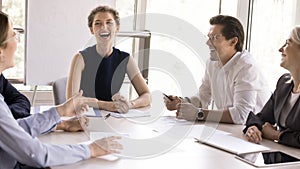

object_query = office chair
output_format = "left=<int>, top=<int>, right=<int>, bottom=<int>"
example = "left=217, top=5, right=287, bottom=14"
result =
left=52, top=77, right=67, bottom=105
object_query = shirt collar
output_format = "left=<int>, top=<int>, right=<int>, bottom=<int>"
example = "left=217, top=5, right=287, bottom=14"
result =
left=222, top=50, right=243, bottom=71
left=0, top=93, right=4, bottom=101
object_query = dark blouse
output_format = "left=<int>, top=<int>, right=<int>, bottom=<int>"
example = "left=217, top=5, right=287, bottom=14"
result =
left=79, top=46, right=129, bottom=101
left=244, top=73, right=300, bottom=148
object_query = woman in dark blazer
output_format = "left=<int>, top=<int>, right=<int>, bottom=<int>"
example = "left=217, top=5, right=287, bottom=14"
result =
left=243, top=26, right=300, bottom=148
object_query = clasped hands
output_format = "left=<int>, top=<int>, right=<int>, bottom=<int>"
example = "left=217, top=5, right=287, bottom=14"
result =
left=245, top=122, right=281, bottom=143
left=112, top=93, right=133, bottom=113
left=164, top=95, right=199, bottom=121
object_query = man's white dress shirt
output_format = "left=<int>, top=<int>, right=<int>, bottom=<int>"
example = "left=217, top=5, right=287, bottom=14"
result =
left=197, top=50, right=270, bottom=124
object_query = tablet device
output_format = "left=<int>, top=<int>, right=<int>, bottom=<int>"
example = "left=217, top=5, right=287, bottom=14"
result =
left=236, top=151, right=300, bottom=167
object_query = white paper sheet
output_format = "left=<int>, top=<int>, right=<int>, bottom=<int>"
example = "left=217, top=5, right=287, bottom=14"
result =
left=83, top=107, right=102, bottom=117
left=108, top=109, right=151, bottom=118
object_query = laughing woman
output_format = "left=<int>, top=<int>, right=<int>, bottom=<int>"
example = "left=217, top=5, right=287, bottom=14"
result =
left=244, top=26, right=300, bottom=148
left=0, top=11, right=122, bottom=168
left=66, top=5, right=151, bottom=113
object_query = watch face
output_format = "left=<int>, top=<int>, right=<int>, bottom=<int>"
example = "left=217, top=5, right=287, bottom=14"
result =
left=198, top=110, right=204, bottom=120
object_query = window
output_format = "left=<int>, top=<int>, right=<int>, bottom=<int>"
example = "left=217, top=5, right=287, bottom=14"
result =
left=1, top=0, right=25, bottom=80
left=115, top=0, right=135, bottom=58
left=115, top=0, right=138, bottom=99
left=1, top=1, right=55, bottom=91
left=221, top=0, right=238, bottom=16
left=145, top=0, right=239, bottom=96
left=2, top=0, right=298, bottom=93
left=116, top=0, right=135, bottom=20
left=249, top=0, right=298, bottom=90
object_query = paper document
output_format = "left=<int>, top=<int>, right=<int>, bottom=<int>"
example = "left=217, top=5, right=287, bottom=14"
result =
left=195, top=131, right=269, bottom=154
left=109, top=109, right=150, bottom=118
left=83, top=107, right=101, bottom=117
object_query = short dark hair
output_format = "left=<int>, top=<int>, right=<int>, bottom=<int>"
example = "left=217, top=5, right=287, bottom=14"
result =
left=209, top=15, right=244, bottom=51
left=88, top=5, right=120, bottom=28
left=0, top=11, right=9, bottom=48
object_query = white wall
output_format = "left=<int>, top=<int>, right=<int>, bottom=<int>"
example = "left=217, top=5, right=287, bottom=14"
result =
left=25, top=0, right=115, bottom=85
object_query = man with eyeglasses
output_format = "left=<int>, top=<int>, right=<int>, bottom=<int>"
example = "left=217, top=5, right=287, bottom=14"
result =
left=164, top=15, right=270, bottom=124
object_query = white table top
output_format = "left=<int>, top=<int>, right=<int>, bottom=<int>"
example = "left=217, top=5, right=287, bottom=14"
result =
left=38, top=112, right=300, bottom=169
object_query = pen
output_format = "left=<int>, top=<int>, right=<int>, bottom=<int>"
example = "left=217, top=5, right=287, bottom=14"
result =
left=163, top=93, right=174, bottom=101
left=104, top=113, right=111, bottom=120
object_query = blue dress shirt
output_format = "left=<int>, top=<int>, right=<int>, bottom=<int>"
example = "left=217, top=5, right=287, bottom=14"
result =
left=0, top=94, right=90, bottom=168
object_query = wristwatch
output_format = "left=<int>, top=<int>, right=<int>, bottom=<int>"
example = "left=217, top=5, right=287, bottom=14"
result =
left=197, top=108, right=204, bottom=120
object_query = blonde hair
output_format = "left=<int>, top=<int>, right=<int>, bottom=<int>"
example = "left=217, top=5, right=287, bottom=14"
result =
left=290, top=26, right=300, bottom=45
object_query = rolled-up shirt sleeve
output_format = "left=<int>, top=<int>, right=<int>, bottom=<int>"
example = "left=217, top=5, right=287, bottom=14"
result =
left=228, top=64, right=261, bottom=124
left=229, top=90, right=257, bottom=124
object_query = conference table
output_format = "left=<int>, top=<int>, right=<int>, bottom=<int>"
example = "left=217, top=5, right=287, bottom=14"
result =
left=38, top=109, right=300, bottom=169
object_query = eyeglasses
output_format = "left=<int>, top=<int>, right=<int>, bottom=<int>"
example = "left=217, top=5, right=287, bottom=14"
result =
left=207, top=34, right=222, bottom=41
left=1, top=31, right=20, bottom=45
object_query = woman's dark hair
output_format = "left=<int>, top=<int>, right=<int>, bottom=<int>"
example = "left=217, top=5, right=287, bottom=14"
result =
left=0, top=11, right=9, bottom=48
left=88, top=5, right=120, bottom=28
left=210, top=15, right=244, bottom=51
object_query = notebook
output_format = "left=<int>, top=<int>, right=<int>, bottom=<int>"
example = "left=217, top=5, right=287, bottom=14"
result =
left=195, top=130, right=269, bottom=154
